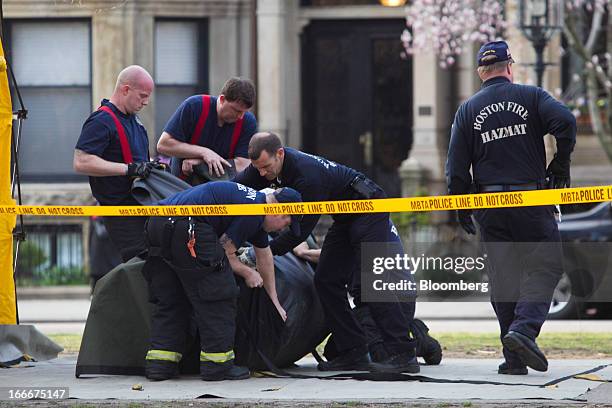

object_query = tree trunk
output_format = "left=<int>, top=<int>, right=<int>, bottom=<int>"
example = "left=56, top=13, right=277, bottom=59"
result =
left=586, top=73, right=612, bottom=160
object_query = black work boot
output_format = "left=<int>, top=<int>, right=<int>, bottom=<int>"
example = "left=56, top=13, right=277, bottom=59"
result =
left=502, top=331, right=548, bottom=372
left=411, top=319, right=443, bottom=365
left=200, top=360, right=250, bottom=381
left=317, top=346, right=372, bottom=371
left=498, top=361, right=528, bottom=375
left=368, top=341, right=390, bottom=363
left=369, top=351, right=420, bottom=374
left=145, top=360, right=179, bottom=381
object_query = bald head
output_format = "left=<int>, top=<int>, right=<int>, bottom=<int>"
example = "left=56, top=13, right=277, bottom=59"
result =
left=111, top=65, right=154, bottom=115
left=115, top=65, right=154, bottom=93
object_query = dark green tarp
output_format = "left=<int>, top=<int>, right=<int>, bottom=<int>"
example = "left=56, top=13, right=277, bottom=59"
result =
left=76, top=258, right=152, bottom=376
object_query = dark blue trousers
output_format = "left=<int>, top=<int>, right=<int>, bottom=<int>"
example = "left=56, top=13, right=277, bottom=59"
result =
left=474, top=206, right=563, bottom=367
left=314, top=211, right=416, bottom=355
left=103, top=215, right=147, bottom=262
left=142, top=219, right=238, bottom=362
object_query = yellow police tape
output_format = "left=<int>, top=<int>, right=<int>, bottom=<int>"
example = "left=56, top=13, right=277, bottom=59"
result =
left=0, top=185, right=611, bottom=217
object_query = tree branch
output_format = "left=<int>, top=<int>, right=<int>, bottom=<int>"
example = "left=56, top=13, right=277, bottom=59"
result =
left=564, top=13, right=592, bottom=62
left=585, top=9, right=604, bottom=53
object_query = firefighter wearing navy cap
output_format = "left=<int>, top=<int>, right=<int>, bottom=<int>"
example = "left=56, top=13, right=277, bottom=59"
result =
left=234, top=132, right=419, bottom=374
left=142, top=181, right=302, bottom=381
left=446, top=41, right=576, bottom=375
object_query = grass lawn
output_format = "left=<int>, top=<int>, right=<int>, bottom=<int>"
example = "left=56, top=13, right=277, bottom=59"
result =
left=48, top=333, right=83, bottom=354
left=49, top=332, right=612, bottom=359
left=435, top=332, right=612, bottom=359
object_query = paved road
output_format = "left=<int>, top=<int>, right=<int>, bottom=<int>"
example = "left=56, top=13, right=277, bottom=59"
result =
left=15, top=299, right=612, bottom=335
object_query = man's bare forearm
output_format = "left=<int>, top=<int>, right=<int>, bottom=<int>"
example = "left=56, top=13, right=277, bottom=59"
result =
left=255, top=247, right=278, bottom=300
left=73, top=149, right=128, bottom=177
left=227, top=253, right=256, bottom=279
left=157, top=132, right=210, bottom=159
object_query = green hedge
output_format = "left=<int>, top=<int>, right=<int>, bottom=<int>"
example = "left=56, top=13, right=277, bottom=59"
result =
left=14, top=241, right=86, bottom=286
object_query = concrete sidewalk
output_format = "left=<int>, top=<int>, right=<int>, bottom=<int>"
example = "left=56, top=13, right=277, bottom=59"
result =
left=16, top=285, right=90, bottom=300
left=1, top=356, right=610, bottom=403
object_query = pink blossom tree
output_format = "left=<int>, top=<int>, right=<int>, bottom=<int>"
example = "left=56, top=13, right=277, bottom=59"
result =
left=401, top=0, right=507, bottom=68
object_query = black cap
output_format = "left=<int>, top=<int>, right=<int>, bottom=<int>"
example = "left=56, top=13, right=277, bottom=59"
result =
left=477, top=41, right=514, bottom=66
left=273, top=187, right=302, bottom=236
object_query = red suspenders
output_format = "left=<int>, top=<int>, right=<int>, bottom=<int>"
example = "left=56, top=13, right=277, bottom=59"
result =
left=98, top=105, right=134, bottom=164
left=228, top=117, right=243, bottom=160
left=189, top=94, right=244, bottom=159
left=189, top=95, right=211, bottom=146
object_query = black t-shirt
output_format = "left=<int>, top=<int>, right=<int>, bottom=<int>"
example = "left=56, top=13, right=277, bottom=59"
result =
left=446, top=77, right=576, bottom=194
left=75, top=99, right=150, bottom=205
left=234, top=147, right=359, bottom=255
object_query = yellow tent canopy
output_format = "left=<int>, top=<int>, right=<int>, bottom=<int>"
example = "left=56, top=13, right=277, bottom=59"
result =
left=0, top=32, right=17, bottom=325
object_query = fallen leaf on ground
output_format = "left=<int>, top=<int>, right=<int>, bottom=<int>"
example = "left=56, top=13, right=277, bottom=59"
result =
left=574, top=374, right=605, bottom=382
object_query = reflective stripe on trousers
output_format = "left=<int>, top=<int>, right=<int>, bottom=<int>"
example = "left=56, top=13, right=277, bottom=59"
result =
left=200, top=349, right=235, bottom=363
left=146, top=349, right=182, bottom=363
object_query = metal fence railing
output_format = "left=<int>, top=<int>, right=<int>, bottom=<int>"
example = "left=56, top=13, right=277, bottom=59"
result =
left=14, top=224, right=86, bottom=286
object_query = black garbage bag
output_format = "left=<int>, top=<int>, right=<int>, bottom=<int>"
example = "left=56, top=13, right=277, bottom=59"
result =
left=189, top=160, right=237, bottom=186
left=234, top=283, right=285, bottom=369
left=235, top=251, right=328, bottom=369
left=131, top=168, right=191, bottom=205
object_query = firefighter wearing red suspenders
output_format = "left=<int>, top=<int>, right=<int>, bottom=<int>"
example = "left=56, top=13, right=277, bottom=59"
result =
left=157, top=77, right=257, bottom=183
left=74, top=65, right=161, bottom=262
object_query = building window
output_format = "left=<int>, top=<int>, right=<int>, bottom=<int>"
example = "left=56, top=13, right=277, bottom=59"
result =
left=8, top=19, right=92, bottom=182
left=15, top=224, right=85, bottom=286
left=154, top=19, right=208, bottom=142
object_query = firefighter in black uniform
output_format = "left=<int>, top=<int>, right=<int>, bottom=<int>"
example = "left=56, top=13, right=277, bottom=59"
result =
left=446, top=41, right=576, bottom=375
left=143, top=181, right=302, bottom=381
left=234, top=132, right=419, bottom=373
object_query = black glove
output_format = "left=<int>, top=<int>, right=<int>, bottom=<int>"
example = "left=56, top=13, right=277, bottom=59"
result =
left=457, top=210, right=476, bottom=235
left=127, top=162, right=154, bottom=179
left=546, top=154, right=571, bottom=189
